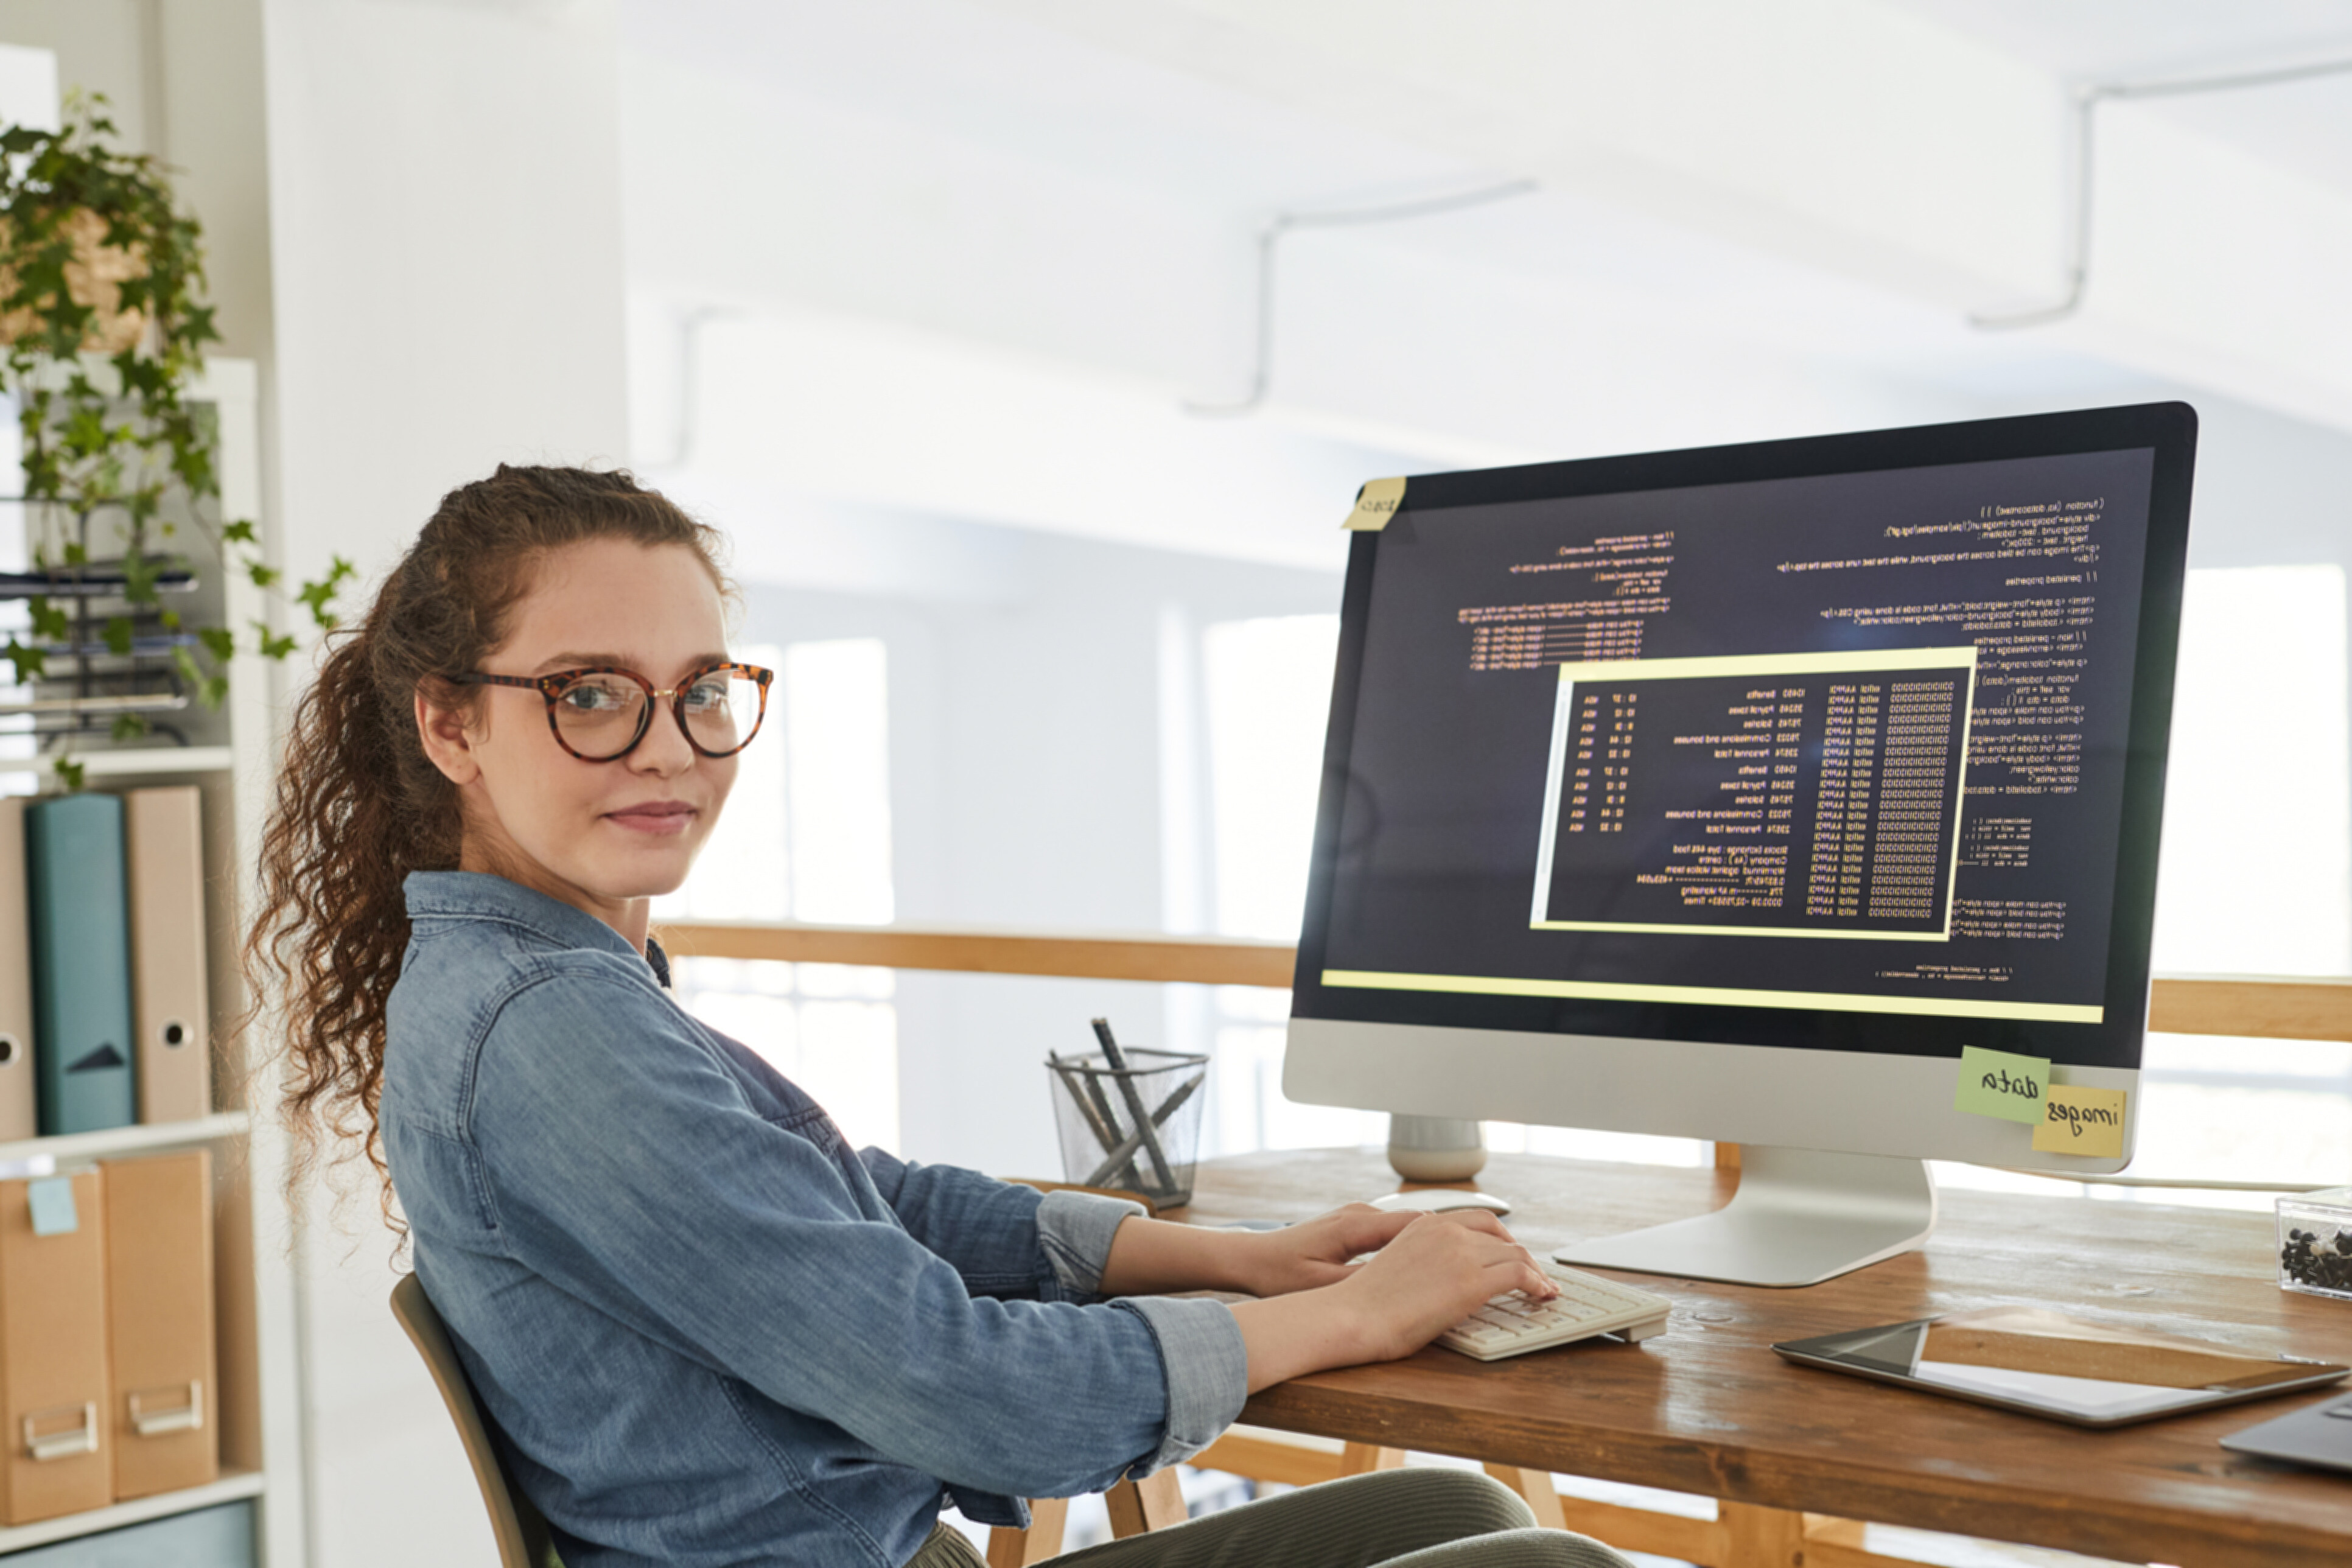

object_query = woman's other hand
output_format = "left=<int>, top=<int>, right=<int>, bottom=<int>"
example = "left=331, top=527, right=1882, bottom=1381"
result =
left=1328, top=1212, right=1556, bottom=1362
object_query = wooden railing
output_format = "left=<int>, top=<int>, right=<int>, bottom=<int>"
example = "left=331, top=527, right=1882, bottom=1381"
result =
left=659, top=922, right=1295, bottom=989
left=654, top=921, right=2352, bottom=1042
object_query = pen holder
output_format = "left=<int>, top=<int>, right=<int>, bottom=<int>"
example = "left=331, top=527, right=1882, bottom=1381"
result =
left=1047, top=1049, right=1209, bottom=1209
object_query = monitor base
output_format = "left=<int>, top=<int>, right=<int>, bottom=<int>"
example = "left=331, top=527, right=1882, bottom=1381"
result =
left=1553, top=1146, right=1937, bottom=1288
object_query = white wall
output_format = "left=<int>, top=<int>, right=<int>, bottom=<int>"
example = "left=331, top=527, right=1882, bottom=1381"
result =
left=259, top=3, right=632, bottom=1566
left=264, top=0, right=630, bottom=592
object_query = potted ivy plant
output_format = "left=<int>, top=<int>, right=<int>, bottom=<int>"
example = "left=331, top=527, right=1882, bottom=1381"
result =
left=0, top=92, right=349, bottom=784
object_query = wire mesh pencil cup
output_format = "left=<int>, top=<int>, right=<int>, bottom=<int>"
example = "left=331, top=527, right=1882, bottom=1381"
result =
left=1047, top=1048, right=1209, bottom=1209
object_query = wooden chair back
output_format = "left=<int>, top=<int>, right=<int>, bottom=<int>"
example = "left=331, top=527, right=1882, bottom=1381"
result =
left=389, top=1274, right=564, bottom=1568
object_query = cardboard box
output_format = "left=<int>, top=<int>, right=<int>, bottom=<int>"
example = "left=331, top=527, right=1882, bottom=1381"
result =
left=0, top=1167, right=111, bottom=1524
left=102, top=1149, right=217, bottom=1500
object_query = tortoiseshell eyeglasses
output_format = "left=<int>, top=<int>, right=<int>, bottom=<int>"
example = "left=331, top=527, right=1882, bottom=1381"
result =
left=457, top=662, right=774, bottom=762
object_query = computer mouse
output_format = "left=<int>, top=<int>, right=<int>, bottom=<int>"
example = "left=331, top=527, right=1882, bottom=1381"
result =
left=1367, top=1188, right=1511, bottom=1217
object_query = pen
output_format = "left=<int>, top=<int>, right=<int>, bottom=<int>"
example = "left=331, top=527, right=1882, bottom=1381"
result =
left=1092, top=1017, right=1177, bottom=1192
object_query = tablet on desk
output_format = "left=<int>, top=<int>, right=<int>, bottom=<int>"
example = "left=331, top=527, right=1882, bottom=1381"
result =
left=1773, top=1306, right=2348, bottom=1428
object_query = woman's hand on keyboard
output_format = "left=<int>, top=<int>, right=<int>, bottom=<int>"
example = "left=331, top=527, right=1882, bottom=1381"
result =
left=1334, top=1212, right=1559, bottom=1363
left=1227, top=1211, right=1557, bottom=1388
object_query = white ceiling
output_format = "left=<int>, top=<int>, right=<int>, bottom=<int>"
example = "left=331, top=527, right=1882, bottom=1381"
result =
left=1888, top=0, right=2352, bottom=193
left=619, top=0, right=1476, bottom=211
left=616, top=0, right=2352, bottom=568
left=621, top=0, right=2352, bottom=395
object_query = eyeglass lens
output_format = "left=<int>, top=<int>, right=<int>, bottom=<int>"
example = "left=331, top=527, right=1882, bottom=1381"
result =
left=551, top=670, right=763, bottom=759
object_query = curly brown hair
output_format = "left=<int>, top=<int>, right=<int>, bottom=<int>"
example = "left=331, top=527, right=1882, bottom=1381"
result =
left=243, top=464, right=728, bottom=1221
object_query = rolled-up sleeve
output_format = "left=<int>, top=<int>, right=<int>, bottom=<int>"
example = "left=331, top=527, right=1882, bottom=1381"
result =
left=1111, top=1297, right=1248, bottom=1472
left=1035, top=1189, right=1144, bottom=1297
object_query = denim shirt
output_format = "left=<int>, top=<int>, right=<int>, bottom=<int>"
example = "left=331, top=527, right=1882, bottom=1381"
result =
left=380, top=872, right=1247, bottom=1568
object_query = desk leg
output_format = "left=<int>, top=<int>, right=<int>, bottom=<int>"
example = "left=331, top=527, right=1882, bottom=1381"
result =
left=987, top=1497, right=1068, bottom=1567
left=1105, top=1470, right=1188, bottom=1538
left=1339, top=1442, right=1406, bottom=1475
left=1483, top=1465, right=1568, bottom=1530
left=1721, top=1501, right=1807, bottom=1567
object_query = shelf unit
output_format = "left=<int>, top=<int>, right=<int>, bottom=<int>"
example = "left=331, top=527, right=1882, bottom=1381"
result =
left=0, top=1109, right=249, bottom=1172
left=0, top=1470, right=265, bottom=1555
left=1, top=360, right=304, bottom=1566
left=72, top=746, right=237, bottom=779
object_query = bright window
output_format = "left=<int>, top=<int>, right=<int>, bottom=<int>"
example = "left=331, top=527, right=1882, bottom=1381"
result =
left=1202, top=615, right=1339, bottom=940
left=785, top=639, right=895, bottom=925
left=2149, top=564, right=2350, bottom=977
left=1196, top=617, right=1381, bottom=1153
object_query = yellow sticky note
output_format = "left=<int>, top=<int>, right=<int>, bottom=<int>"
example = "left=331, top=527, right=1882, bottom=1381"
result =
left=2032, top=1084, right=2128, bottom=1157
left=1343, top=476, right=1407, bottom=531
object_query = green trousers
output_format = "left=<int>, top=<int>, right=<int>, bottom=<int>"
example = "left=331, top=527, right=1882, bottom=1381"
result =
left=908, top=1468, right=1637, bottom=1568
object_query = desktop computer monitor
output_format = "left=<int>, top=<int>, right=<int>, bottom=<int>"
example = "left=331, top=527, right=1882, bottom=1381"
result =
left=1284, top=403, right=2197, bottom=1286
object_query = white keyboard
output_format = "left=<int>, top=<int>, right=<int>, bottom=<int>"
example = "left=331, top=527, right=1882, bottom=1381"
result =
left=1436, top=1263, right=1673, bottom=1362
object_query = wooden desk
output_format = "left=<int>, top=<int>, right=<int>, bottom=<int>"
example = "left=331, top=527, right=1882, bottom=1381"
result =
left=1175, top=1150, right=2352, bottom=1568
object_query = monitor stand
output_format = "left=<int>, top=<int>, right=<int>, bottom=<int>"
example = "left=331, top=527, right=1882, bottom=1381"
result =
left=1553, top=1147, right=1937, bottom=1289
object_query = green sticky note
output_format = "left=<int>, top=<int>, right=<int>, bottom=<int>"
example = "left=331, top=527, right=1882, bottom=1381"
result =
left=1955, top=1046, right=2051, bottom=1124
left=26, top=1177, right=76, bottom=1236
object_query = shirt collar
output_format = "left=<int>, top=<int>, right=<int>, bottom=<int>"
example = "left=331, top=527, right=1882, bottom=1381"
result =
left=404, top=870, right=668, bottom=986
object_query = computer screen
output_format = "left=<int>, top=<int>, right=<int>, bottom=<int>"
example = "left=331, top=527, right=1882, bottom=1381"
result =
left=1284, top=405, right=2196, bottom=1259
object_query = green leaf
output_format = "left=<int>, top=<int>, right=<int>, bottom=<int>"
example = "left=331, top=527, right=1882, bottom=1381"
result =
left=222, top=519, right=257, bottom=544
left=1, top=639, right=44, bottom=683
left=110, top=712, right=150, bottom=741
left=119, top=548, right=158, bottom=604
left=27, top=598, right=70, bottom=643
left=295, top=555, right=357, bottom=629
left=251, top=620, right=297, bottom=660
left=52, top=757, right=84, bottom=794
left=246, top=561, right=280, bottom=590
left=158, top=608, right=180, bottom=631
left=197, top=625, right=235, bottom=663
left=102, top=615, right=133, bottom=656
left=200, top=674, right=228, bottom=709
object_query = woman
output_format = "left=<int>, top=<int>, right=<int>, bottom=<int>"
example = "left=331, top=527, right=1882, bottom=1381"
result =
left=249, top=465, right=1634, bottom=1568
